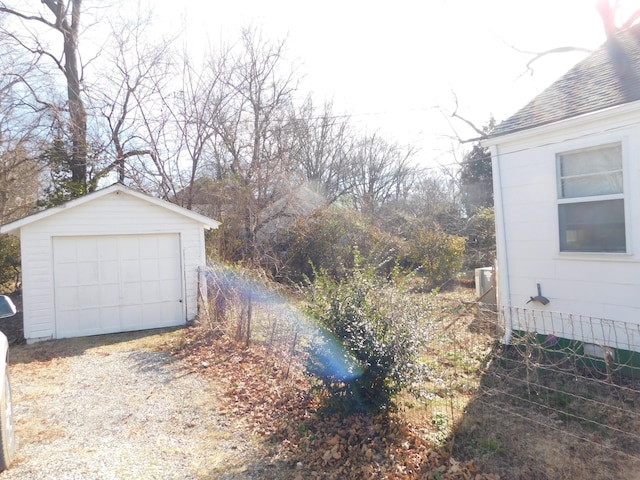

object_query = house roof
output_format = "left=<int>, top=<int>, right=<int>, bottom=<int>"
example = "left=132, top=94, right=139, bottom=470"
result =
left=0, top=183, right=220, bottom=235
left=490, top=24, right=640, bottom=138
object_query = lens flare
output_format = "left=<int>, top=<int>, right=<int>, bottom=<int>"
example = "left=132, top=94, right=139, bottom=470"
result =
left=200, top=263, right=363, bottom=383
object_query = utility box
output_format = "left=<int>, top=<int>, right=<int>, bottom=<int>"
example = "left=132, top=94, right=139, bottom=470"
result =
left=475, top=267, right=496, bottom=305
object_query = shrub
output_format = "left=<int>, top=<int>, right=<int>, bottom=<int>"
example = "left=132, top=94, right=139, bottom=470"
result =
left=405, top=228, right=466, bottom=289
left=463, top=206, right=496, bottom=270
left=304, top=257, right=429, bottom=413
left=0, top=234, right=20, bottom=293
left=285, top=206, right=407, bottom=283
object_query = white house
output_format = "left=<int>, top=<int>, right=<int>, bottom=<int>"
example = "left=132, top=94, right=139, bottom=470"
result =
left=483, top=25, right=640, bottom=357
left=0, top=184, right=220, bottom=342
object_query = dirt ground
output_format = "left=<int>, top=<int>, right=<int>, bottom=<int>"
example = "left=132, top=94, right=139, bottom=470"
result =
left=7, top=287, right=633, bottom=479
left=0, top=328, right=291, bottom=480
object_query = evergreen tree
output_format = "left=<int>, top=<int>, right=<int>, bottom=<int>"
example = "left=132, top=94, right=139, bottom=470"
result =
left=460, top=118, right=495, bottom=217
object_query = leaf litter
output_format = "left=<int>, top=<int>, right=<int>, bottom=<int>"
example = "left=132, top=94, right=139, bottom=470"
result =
left=169, top=327, right=500, bottom=479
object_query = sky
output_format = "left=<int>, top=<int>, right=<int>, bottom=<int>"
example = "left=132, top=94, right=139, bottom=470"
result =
left=155, top=0, right=638, bottom=166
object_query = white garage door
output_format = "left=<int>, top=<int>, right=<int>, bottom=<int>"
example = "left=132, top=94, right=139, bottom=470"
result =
left=53, top=234, right=184, bottom=338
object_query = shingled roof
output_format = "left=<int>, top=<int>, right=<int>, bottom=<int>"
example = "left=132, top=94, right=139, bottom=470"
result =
left=490, top=24, right=640, bottom=138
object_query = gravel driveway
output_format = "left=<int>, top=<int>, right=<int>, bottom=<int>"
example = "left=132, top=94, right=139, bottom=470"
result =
left=0, top=329, right=279, bottom=480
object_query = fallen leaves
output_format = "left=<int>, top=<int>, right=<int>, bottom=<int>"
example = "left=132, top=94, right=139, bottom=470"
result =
left=170, top=326, right=500, bottom=479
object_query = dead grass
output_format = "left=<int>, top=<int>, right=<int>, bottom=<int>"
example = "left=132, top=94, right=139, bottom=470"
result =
left=7, top=326, right=289, bottom=480
left=9, top=327, right=186, bottom=365
left=398, top=287, right=496, bottom=450
left=398, top=285, right=640, bottom=480
left=7, top=285, right=640, bottom=479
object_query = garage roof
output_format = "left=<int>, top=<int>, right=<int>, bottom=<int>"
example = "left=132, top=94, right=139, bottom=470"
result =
left=0, top=183, right=220, bottom=235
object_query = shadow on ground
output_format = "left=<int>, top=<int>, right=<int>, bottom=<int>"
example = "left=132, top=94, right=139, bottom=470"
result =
left=451, top=342, right=640, bottom=480
left=0, top=292, right=189, bottom=364
left=5, top=324, right=186, bottom=365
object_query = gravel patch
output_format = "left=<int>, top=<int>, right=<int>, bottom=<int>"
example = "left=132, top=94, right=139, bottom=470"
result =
left=0, top=334, right=282, bottom=479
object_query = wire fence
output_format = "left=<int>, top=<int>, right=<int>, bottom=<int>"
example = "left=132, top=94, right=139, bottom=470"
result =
left=463, top=305, right=640, bottom=475
left=197, top=265, right=640, bottom=473
left=197, top=264, right=311, bottom=377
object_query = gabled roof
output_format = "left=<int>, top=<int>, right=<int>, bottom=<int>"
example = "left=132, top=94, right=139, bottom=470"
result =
left=490, top=24, right=640, bottom=138
left=0, top=183, right=220, bottom=235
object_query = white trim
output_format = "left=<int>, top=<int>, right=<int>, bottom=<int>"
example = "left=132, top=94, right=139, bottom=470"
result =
left=554, top=139, right=630, bottom=255
left=0, top=184, right=220, bottom=235
left=490, top=143, right=513, bottom=343
left=552, top=252, right=637, bottom=262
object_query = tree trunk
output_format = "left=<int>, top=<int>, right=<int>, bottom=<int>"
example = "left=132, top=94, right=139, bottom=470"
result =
left=63, top=0, right=87, bottom=189
left=43, top=0, right=87, bottom=190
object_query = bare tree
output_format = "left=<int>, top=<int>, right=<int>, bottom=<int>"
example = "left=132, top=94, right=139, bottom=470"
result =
left=0, top=48, right=44, bottom=221
left=292, top=98, right=355, bottom=204
left=350, top=134, right=416, bottom=220
left=0, top=0, right=89, bottom=191
left=87, top=8, right=178, bottom=191
left=205, top=28, right=299, bottom=261
left=161, top=46, right=235, bottom=210
left=507, top=1, right=640, bottom=76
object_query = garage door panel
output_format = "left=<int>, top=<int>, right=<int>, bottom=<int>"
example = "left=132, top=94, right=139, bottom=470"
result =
left=63, top=310, right=80, bottom=334
left=121, top=304, right=143, bottom=327
left=96, top=238, right=118, bottom=260
left=56, top=286, right=78, bottom=310
left=78, top=285, right=101, bottom=306
left=101, top=306, right=120, bottom=328
left=143, top=303, right=165, bottom=324
left=157, top=235, right=175, bottom=252
left=55, top=264, right=78, bottom=287
left=140, top=238, right=160, bottom=259
left=144, top=301, right=180, bottom=325
left=159, top=261, right=180, bottom=279
left=83, top=307, right=101, bottom=326
left=55, top=240, right=78, bottom=263
left=159, top=279, right=180, bottom=298
left=119, top=237, right=140, bottom=259
left=100, top=283, right=119, bottom=305
left=100, top=261, right=119, bottom=283
left=121, top=259, right=142, bottom=282
left=77, top=238, right=99, bottom=260
left=141, top=281, right=160, bottom=302
left=77, top=261, right=100, bottom=284
left=122, top=282, right=142, bottom=304
left=53, top=234, right=184, bottom=339
left=140, top=259, right=159, bottom=280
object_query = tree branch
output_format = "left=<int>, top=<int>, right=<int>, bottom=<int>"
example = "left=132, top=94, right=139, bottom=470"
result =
left=504, top=41, right=593, bottom=77
left=0, top=5, right=57, bottom=30
left=621, top=8, right=640, bottom=29
left=1, top=72, right=58, bottom=111
left=447, top=92, right=486, bottom=142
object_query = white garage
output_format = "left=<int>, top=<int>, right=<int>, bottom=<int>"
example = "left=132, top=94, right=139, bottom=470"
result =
left=0, top=184, right=219, bottom=342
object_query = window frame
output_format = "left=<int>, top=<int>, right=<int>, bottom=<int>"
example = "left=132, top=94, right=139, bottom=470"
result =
left=556, top=141, right=628, bottom=254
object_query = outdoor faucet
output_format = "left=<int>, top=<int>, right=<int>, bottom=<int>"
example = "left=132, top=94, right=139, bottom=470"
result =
left=527, top=283, right=550, bottom=305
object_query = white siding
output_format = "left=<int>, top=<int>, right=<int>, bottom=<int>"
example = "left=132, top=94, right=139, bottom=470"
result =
left=19, top=191, right=209, bottom=341
left=491, top=105, right=640, bottom=340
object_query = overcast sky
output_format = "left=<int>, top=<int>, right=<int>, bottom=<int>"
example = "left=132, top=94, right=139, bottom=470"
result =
left=154, top=0, right=639, bottom=165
